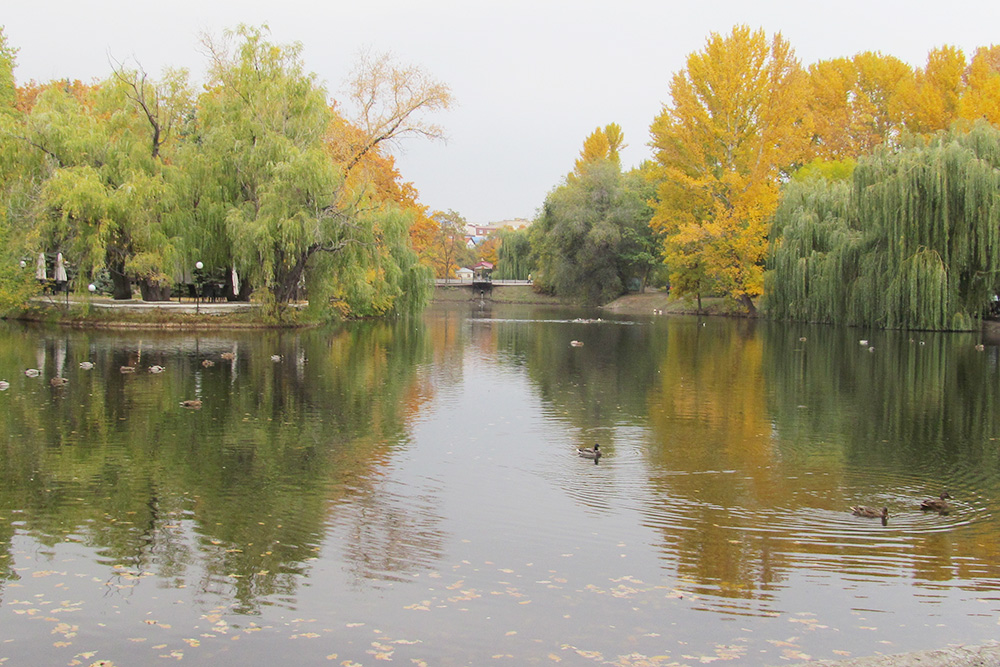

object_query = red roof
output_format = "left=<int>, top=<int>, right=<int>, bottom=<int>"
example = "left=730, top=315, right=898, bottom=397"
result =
left=472, top=261, right=494, bottom=270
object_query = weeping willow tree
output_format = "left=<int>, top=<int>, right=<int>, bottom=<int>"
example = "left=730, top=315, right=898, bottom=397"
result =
left=492, top=227, right=533, bottom=280
left=765, top=122, right=1000, bottom=330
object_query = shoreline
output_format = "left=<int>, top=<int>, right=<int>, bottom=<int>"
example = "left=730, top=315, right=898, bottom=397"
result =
left=7, top=290, right=999, bottom=336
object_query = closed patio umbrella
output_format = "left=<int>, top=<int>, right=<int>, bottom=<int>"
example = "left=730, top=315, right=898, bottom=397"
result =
left=55, top=253, right=68, bottom=282
left=232, top=266, right=240, bottom=297
left=35, top=253, right=46, bottom=280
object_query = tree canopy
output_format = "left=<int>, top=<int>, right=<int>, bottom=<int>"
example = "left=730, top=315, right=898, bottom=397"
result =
left=765, top=122, right=1000, bottom=330
left=0, top=25, right=449, bottom=320
left=531, top=125, right=656, bottom=304
left=648, top=26, right=811, bottom=314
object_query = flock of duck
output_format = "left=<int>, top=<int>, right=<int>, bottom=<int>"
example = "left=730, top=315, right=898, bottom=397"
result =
left=850, top=491, right=953, bottom=525
left=0, top=351, right=286, bottom=410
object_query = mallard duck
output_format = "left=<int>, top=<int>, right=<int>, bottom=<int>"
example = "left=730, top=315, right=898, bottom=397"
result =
left=220, top=352, right=235, bottom=360
left=180, top=399, right=202, bottom=409
left=859, top=339, right=869, bottom=346
left=24, top=368, right=40, bottom=378
left=49, top=377, right=69, bottom=387
left=920, top=492, right=952, bottom=512
left=577, top=443, right=601, bottom=463
left=148, top=365, right=165, bottom=374
left=270, top=354, right=282, bottom=362
left=975, top=344, right=985, bottom=351
left=0, top=380, right=9, bottom=391
left=201, top=359, right=215, bottom=367
left=570, top=340, right=584, bottom=347
left=79, top=361, right=94, bottom=370
left=851, top=506, right=888, bottom=520
left=120, top=365, right=135, bottom=374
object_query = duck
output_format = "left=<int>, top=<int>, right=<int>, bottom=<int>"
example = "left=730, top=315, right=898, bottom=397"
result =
left=270, top=354, right=282, bottom=362
left=220, top=352, right=236, bottom=361
left=24, top=368, right=40, bottom=378
left=859, top=339, right=869, bottom=346
left=851, top=506, right=888, bottom=520
left=920, top=491, right=952, bottom=512
left=0, top=380, right=9, bottom=391
left=201, top=359, right=215, bottom=367
left=79, top=361, right=94, bottom=370
left=49, top=377, right=69, bottom=387
left=577, top=443, right=601, bottom=463
left=120, top=365, right=136, bottom=374
left=180, top=399, right=203, bottom=409
left=570, top=340, right=584, bottom=347
left=975, top=344, right=985, bottom=351
left=148, top=365, right=165, bottom=374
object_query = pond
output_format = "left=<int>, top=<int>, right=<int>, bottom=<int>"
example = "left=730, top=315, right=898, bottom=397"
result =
left=0, top=304, right=999, bottom=665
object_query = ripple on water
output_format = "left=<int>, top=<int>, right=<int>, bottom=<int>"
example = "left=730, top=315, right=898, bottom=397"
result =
left=552, top=434, right=1000, bottom=617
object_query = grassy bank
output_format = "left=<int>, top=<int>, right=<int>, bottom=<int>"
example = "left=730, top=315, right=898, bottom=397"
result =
left=432, top=284, right=573, bottom=305
left=600, top=291, right=738, bottom=316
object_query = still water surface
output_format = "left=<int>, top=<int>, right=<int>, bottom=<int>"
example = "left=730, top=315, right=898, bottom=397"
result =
left=0, top=304, right=999, bottom=665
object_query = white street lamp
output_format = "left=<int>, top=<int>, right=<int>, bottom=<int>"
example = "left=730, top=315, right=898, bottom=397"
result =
left=195, top=261, right=203, bottom=313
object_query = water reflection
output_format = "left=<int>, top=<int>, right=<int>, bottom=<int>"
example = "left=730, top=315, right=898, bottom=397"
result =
left=1, top=308, right=1000, bottom=664
left=0, top=321, right=442, bottom=615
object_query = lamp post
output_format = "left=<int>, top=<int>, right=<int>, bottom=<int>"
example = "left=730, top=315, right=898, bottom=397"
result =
left=195, top=261, right=203, bottom=314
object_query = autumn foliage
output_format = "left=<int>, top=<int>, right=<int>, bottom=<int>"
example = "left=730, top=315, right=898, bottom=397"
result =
left=650, top=25, right=1000, bottom=314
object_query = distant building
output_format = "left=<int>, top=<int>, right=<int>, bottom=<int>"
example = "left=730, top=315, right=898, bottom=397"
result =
left=455, top=267, right=474, bottom=281
left=463, top=218, right=530, bottom=248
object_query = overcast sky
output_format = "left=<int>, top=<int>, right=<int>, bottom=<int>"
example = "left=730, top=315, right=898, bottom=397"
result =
left=5, top=0, right=1000, bottom=223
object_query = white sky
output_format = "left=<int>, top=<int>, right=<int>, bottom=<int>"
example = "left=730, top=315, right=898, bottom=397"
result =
left=4, top=0, right=1000, bottom=223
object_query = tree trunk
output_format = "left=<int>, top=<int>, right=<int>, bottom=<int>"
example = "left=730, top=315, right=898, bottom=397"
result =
left=739, top=292, right=758, bottom=317
left=109, top=259, right=132, bottom=300
left=138, top=279, right=171, bottom=301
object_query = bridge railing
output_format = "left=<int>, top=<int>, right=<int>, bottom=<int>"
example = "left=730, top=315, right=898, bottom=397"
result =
left=434, top=278, right=532, bottom=286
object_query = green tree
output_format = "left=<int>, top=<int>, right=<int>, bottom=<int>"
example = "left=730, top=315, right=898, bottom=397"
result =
left=531, top=127, right=654, bottom=304
left=765, top=122, right=1000, bottom=330
left=493, top=227, right=533, bottom=280
left=22, top=72, right=186, bottom=300
left=189, top=26, right=439, bottom=318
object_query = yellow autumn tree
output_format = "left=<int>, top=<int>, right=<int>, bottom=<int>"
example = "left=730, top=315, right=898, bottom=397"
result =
left=572, top=123, right=624, bottom=176
left=807, top=52, right=914, bottom=159
left=959, top=46, right=1000, bottom=125
left=901, top=45, right=967, bottom=134
left=649, top=25, right=810, bottom=314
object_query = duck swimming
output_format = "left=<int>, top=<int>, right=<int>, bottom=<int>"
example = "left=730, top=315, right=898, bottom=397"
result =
left=24, top=368, right=40, bottom=378
left=851, top=506, right=888, bottom=520
left=79, top=361, right=94, bottom=370
left=577, top=443, right=601, bottom=463
left=180, top=399, right=202, bottom=409
left=920, top=492, right=952, bottom=512
left=49, top=377, right=69, bottom=387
